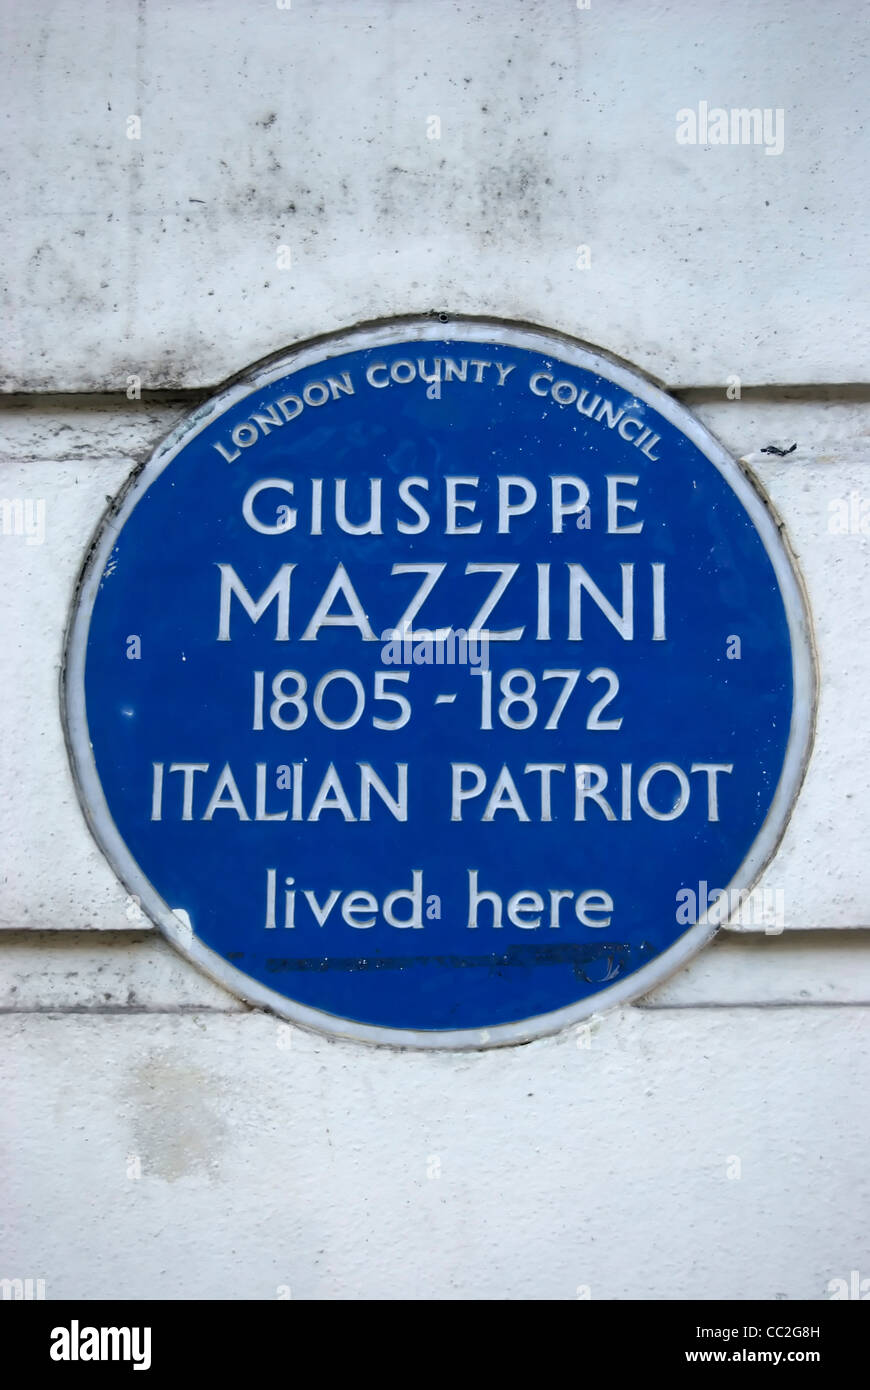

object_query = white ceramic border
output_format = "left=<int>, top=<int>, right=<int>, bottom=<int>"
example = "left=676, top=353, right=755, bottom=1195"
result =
left=62, top=315, right=817, bottom=1049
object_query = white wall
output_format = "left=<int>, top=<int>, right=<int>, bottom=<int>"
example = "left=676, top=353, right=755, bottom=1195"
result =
left=2, top=0, right=869, bottom=1300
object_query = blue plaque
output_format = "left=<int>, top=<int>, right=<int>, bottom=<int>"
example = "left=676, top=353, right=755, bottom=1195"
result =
left=64, top=319, right=814, bottom=1046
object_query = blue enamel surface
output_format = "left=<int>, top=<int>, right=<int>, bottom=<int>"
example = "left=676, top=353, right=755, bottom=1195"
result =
left=83, top=340, right=794, bottom=1032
